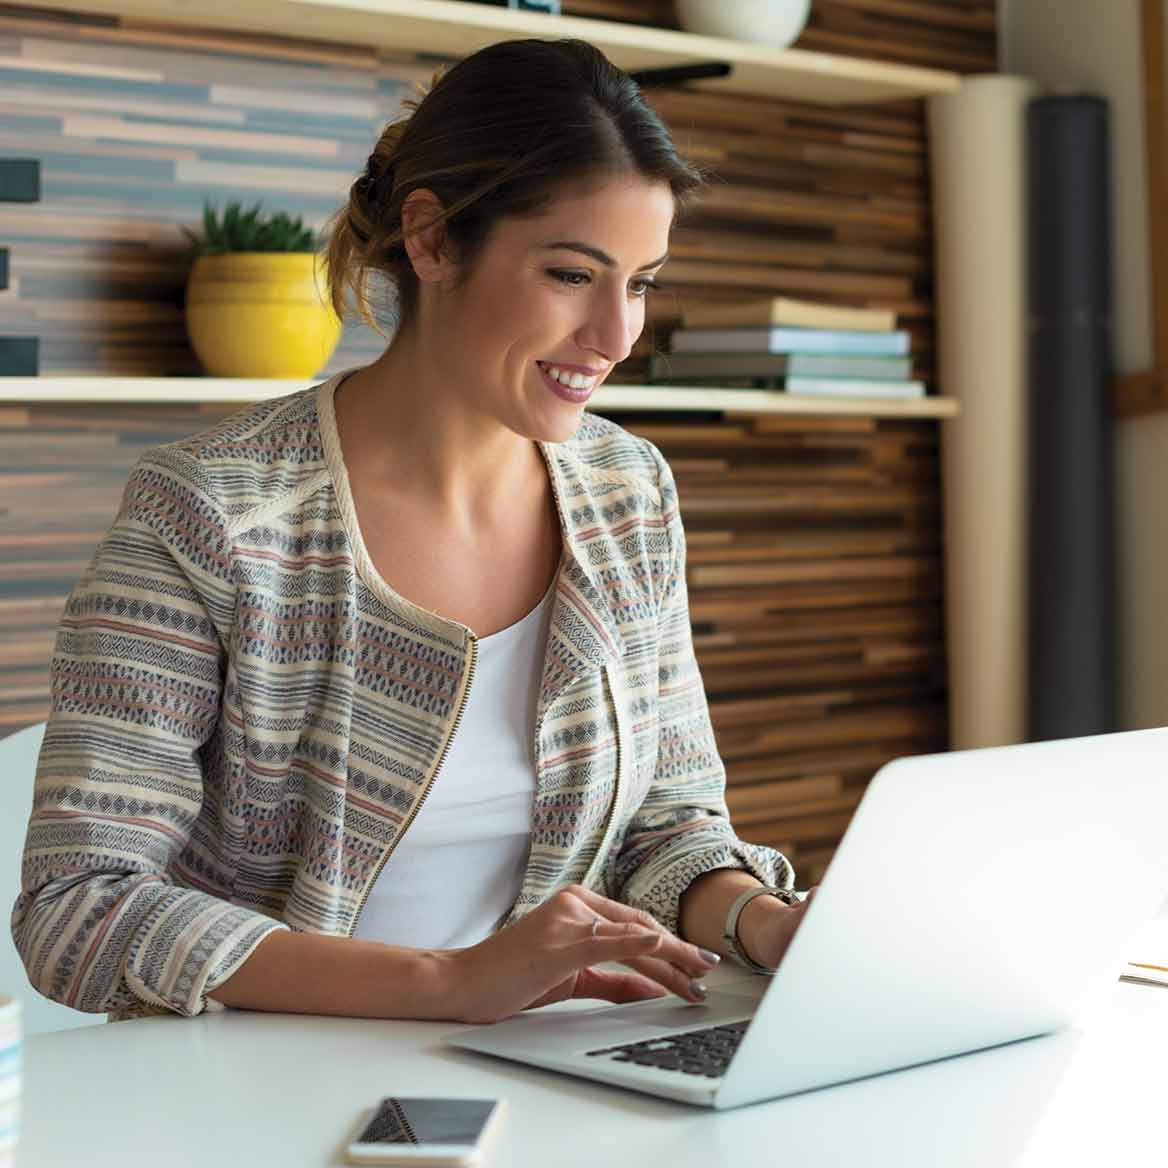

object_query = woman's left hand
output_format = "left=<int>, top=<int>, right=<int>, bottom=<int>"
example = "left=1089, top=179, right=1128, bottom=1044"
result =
left=740, top=885, right=819, bottom=971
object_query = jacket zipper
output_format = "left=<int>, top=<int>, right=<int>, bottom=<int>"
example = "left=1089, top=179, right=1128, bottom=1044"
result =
left=347, top=632, right=479, bottom=936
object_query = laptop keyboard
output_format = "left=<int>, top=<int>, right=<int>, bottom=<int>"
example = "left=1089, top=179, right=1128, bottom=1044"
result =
left=584, top=1020, right=749, bottom=1078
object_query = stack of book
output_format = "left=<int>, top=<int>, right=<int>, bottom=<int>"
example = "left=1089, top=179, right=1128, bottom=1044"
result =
left=649, top=297, right=925, bottom=399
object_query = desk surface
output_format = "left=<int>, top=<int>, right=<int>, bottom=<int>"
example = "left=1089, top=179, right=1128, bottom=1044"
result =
left=17, top=963, right=1168, bottom=1168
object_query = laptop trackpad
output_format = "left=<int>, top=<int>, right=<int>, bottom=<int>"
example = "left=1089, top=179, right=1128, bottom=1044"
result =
left=607, top=978, right=763, bottom=1024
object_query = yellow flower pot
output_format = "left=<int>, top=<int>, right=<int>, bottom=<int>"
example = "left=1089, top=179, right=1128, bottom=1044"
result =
left=185, top=252, right=343, bottom=378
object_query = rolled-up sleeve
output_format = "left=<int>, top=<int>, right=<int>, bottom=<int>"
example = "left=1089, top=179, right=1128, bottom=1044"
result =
left=611, top=443, right=795, bottom=934
left=10, top=450, right=288, bottom=1018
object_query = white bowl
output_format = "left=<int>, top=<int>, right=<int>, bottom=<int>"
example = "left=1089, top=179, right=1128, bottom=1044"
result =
left=675, top=0, right=812, bottom=49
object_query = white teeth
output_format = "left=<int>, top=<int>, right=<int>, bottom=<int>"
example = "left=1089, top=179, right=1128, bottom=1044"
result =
left=542, top=363, right=597, bottom=390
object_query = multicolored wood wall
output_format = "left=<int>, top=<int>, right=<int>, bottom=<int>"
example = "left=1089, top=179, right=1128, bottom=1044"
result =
left=0, top=1, right=995, bottom=885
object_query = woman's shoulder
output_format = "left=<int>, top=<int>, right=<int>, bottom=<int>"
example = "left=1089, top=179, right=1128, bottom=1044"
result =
left=130, top=383, right=328, bottom=524
left=562, top=410, right=672, bottom=503
left=166, top=382, right=322, bottom=468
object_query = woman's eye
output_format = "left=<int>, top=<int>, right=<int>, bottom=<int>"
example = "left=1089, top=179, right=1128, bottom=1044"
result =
left=549, top=270, right=658, bottom=297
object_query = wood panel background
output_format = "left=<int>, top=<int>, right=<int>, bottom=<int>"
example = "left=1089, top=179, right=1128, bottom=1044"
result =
left=0, top=0, right=996, bottom=886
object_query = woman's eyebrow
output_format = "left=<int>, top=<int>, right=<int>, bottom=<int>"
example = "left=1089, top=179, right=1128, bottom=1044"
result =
left=537, top=240, right=670, bottom=271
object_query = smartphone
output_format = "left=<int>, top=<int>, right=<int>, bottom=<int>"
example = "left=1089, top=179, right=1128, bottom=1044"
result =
left=345, top=1096, right=506, bottom=1165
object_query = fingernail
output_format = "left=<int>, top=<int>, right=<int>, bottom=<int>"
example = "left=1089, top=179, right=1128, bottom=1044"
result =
left=689, top=980, right=708, bottom=1001
left=698, top=948, right=721, bottom=965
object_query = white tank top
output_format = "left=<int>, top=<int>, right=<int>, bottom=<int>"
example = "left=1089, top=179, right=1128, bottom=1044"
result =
left=351, top=576, right=556, bottom=950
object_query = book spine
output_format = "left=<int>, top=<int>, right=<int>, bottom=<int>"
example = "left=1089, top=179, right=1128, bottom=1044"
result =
left=682, top=305, right=896, bottom=332
left=784, top=377, right=926, bottom=397
left=787, top=356, right=912, bottom=379
left=671, top=328, right=910, bottom=356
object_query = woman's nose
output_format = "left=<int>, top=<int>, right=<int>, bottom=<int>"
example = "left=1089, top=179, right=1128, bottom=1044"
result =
left=579, top=291, right=638, bottom=365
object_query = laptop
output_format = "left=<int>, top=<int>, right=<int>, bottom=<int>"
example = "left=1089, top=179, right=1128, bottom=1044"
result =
left=445, top=728, right=1168, bottom=1109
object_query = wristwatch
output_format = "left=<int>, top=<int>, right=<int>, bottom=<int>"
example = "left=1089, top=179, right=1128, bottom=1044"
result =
left=722, top=885, right=800, bottom=975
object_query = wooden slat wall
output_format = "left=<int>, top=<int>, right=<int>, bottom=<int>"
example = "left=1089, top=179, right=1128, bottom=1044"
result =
left=0, top=400, right=235, bottom=724
left=0, top=1, right=996, bottom=886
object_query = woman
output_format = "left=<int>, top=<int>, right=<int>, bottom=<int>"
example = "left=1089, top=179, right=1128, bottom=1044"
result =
left=12, top=38, right=811, bottom=1024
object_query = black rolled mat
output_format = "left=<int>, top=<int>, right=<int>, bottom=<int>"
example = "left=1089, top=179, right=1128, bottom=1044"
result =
left=1026, top=94, right=1115, bottom=741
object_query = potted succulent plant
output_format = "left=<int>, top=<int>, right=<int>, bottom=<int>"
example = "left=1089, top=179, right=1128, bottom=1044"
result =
left=183, top=200, right=342, bottom=378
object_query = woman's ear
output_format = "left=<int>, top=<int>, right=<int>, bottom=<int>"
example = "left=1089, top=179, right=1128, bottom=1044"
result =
left=401, top=188, right=456, bottom=286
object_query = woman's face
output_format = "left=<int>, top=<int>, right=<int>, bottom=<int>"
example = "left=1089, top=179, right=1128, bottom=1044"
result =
left=439, top=174, right=676, bottom=443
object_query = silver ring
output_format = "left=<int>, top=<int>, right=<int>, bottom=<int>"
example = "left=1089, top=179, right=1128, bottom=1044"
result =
left=591, top=916, right=602, bottom=938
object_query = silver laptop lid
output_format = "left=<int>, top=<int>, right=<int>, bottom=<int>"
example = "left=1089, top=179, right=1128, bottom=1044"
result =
left=716, top=728, right=1168, bottom=1109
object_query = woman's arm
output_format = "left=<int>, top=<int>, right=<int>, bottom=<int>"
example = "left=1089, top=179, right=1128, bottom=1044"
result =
left=678, top=868, right=811, bottom=969
left=609, top=444, right=796, bottom=941
left=11, top=451, right=288, bottom=1018
left=207, top=931, right=454, bottom=1017
left=209, top=885, right=718, bottom=1022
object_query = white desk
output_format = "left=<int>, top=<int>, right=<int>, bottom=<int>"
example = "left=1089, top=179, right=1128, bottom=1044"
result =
left=16, top=963, right=1168, bottom=1168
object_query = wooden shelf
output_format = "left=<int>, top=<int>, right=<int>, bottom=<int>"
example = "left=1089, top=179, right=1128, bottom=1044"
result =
left=24, top=0, right=961, bottom=105
left=0, top=378, right=959, bottom=418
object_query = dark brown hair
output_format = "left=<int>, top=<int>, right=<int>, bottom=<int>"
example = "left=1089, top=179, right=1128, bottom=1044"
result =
left=322, top=38, right=705, bottom=335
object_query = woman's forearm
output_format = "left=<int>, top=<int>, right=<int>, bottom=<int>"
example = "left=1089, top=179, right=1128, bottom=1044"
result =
left=207, top=929, right=459, bottom=1019
left=678, top=868, right=787, bottom=966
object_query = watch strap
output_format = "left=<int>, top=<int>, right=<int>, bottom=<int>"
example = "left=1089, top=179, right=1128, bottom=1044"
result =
left=722, top=885, right=798, bottom=975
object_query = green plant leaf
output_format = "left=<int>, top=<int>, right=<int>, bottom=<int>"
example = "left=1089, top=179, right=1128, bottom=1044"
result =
left=185, top=198, right=318, bottom=254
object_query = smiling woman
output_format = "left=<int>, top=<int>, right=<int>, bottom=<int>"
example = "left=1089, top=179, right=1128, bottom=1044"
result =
left=12, top=37, right=808, bottom=1028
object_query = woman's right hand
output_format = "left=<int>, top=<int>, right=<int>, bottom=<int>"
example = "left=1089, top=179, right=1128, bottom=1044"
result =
left=445, top=884, right=721, bottom=1024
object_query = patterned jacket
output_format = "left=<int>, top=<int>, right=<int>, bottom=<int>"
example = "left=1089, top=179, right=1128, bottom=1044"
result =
left=11, top=372, right=793, bottom=1020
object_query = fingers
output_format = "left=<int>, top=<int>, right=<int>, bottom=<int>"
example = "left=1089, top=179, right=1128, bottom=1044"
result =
left=619, top=951, right=711, bottom=1004
left=578, top=921, right=706, bottom=1003
left=565, top=884, right=667, bottom=934
left=574, top=921, right=706, bottom=1003
left=571, top=966, right=667, bottom=1005
left=596, top=926, right=714, bottom=988
left=588, top=920, right=664, bottom=961
left=566, top=885, right=716, bottom=980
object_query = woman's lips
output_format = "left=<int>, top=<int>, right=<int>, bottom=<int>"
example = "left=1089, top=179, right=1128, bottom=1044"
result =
left=537, top=361, right=595, bottom=404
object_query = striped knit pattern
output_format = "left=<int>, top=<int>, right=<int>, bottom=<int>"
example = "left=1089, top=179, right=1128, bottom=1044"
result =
left=10, top=372, right=793, bottom=1020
